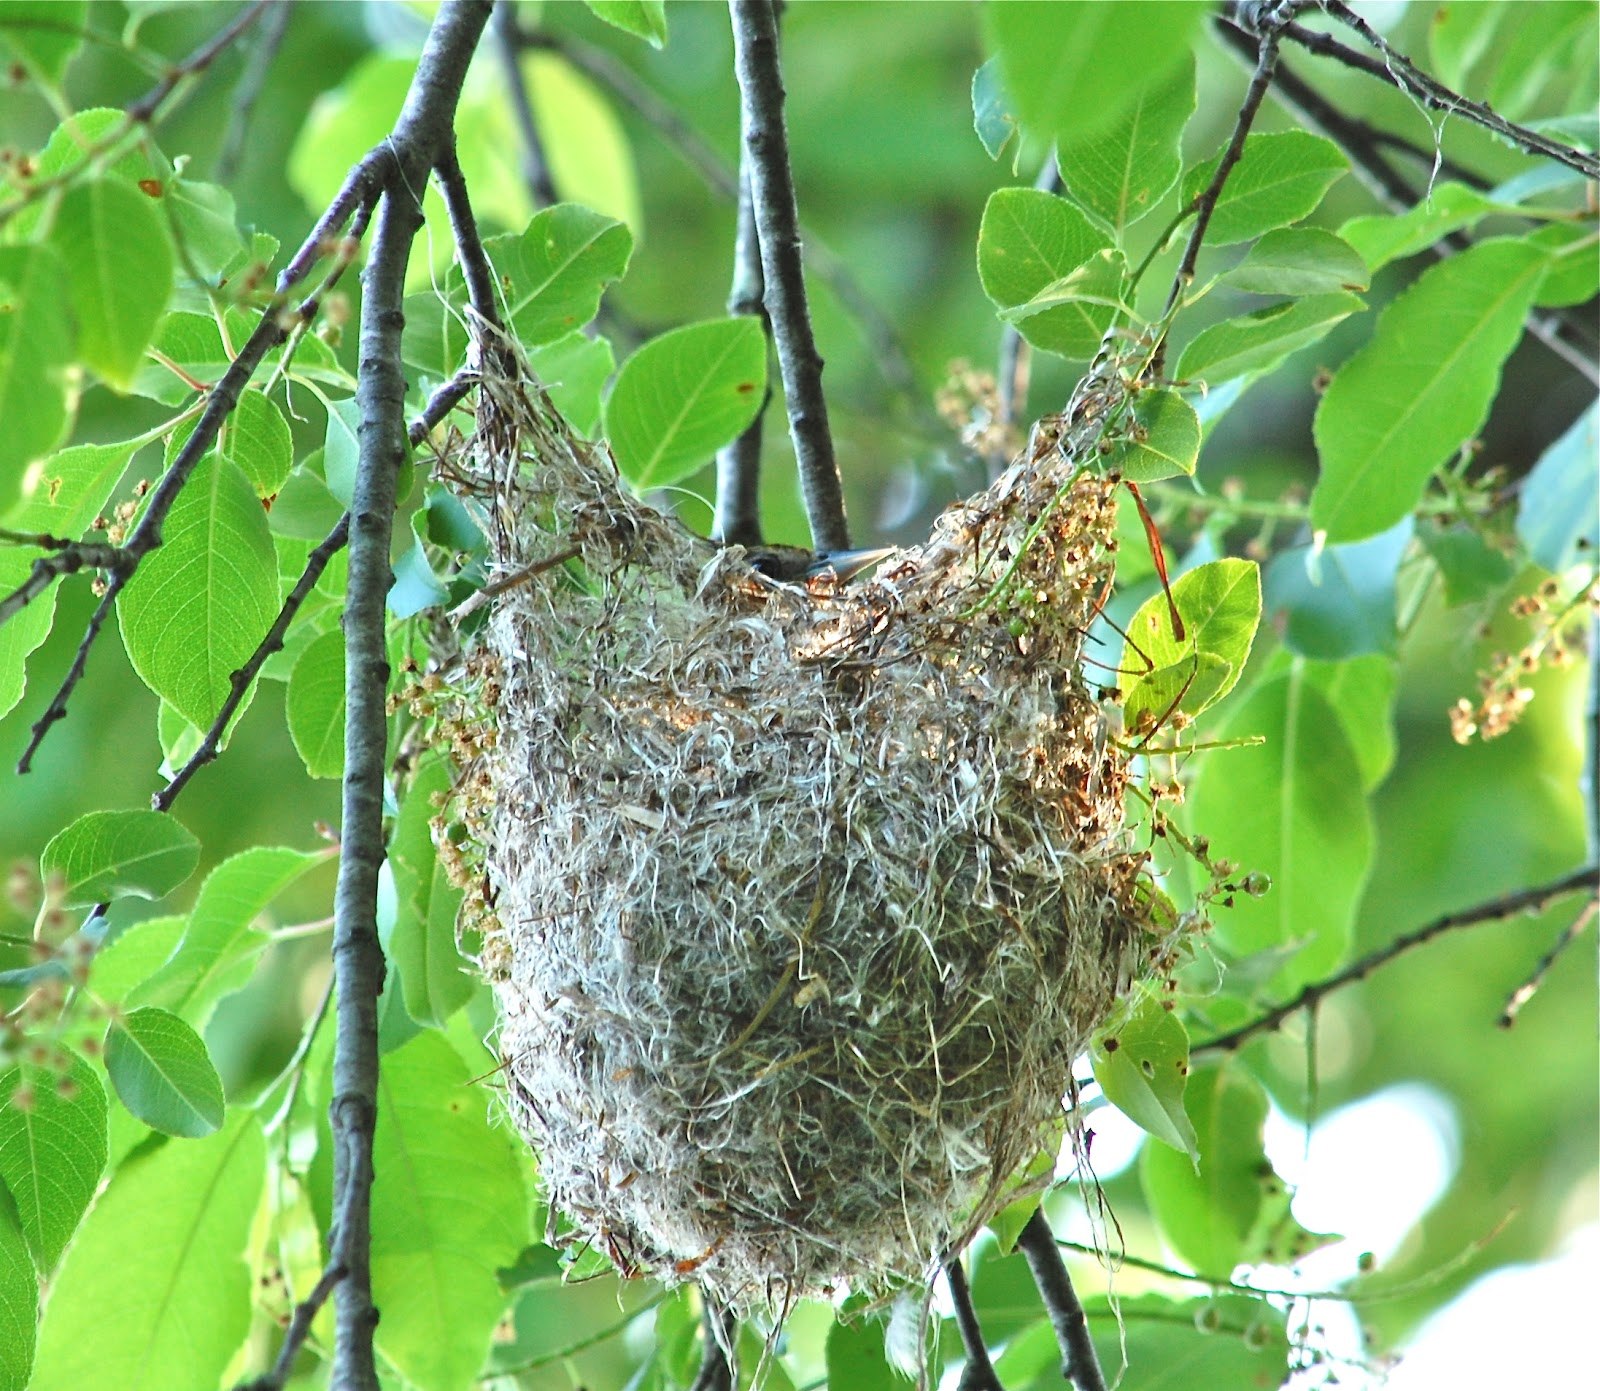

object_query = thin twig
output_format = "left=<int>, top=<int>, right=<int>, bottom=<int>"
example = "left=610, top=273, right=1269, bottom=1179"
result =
left=713, top=164, right=770, bottom=545
left=1196, top=865, right=1599, bottom=1055
left=689, top=1299, right=737, bottom=1391
left=1298, top=2, right=1600, bottom=179
left=214, top=0, right=295, bottom=182
left=945, top=1257, right=1004, bottom=1391
left=1016, top=1210, right=1108, bottom=1391
left=1499, top=901, right=1596, bottom=1028
left=494, top=2, right=559, bottom=208
left=235, top=1261, right=347, bottom=1391
left=729, top=0, right=849, bottom=553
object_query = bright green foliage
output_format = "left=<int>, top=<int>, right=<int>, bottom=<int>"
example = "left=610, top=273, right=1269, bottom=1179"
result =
left=1340, top=181, right=1498, bottom=271
left=220, top=390, right=293, bottom=498
left=38, top=809, right=199, bottom=907
left=970, top=57, right=1018, bottom=164
left=986, top=1, right=1204, bottom=146
left=0, top=246, right=73, bottom=512
left=385, top=753, right=472, bottom=1027
left=605, top=317, right=767, bottom=489
left=1518, top=401, right=1598, bottom=571
left=367, top=1032, right=529, bottom=1390
left=1190, top=669, right=1372, bottom=989
left=1312, top=238, right=1549, bottom=541
left=529, top=331, right=616, bottom=437
left=104, top=1006, right=225, bottom=1138
left=286, top=629, right=345, bottom=779
left=0, top=1053, right=107, bottom=1271
left=1139, top=1066, right=1273, bottom=1277
left=1079, top=1294, right=1289, bottom=1388
left=1090, top=991, right=1197, bottom=1160
left=0, top=439, right=135, bottom=719
left=1121, top=558, right=1261, bottom=733
left=1104, top=388, right=1200, bottom=483
left=1175, top=291, right=1363, bottom=386
left=1220, top=226, right=1370, bottom=296
left=1530, top=222, right=1600, bottom=307
left=1419, top=523, right=1515, bottom=607
left=1181, top=132, right=1348, bottom=246
left=826, top=1302, right=917, bottom=1391
left=47, top=178, right=173, bottom=391
left=1056, top=54, right=1195, bottom=236
left=118, top=456, right=279, bottom=730
left=131, top=846, right=327, bottom=1026
left=486, top=204, right=634, bottom=349
left=1266, top=520, right=1412, bottom=660
left=1297, top=654, right=1397, bottom=793
left=977, top=188, right=1119, bottom=359
left=0, top=1, right=86, bottom=89
left=30, top=1114, right=265, bottom=1391
left=0, top=1201, right=30, bottom=1391
left=585, top=0, right=667, bottom=47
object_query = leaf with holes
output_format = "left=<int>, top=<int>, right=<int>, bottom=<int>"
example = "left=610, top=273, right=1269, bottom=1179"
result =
left=118, top=456, right=279, bottom=730
left=1104, top=389, right=1200, bottom=484
left=605, top=317, right=767, bottom=490
left=1091, top=992, right=1197, bottom=1161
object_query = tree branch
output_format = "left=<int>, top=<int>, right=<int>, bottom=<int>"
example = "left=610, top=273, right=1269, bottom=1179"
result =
left=214, top=0, right=295, bottom=182
left=1016, top=1210, right=1108, bottom=1391
left=945, top=1256, right=1004, bottom=1391
left=713, top=166, right=770, bottom=546
left=1499, top=900, right=1596, bottom=1029
left=1196, top=866, right=1600, bottom=1055
left=1293, top=1, right=1600, bottom=179
left=728, top=0, right=849, bottom=553
left=494, top=2, right=559, bottom=208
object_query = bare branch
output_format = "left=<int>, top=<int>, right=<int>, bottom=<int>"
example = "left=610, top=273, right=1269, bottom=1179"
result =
left=1196, top=866, right=1600, bottom=1056
left=1499, top=901, right=1596, bottom=1029
left=714, top=164, right=770, bottom=546
left=1017, top=1209, right=1108, bottom=1391
left=945, top=1256, right=1004, bottom=1391
left=729, top=0, right=849, bottom=553
left=1292, top=1, right=1600, bottom=179
left=234, top=1261, right=347, bottom=1391
left=214, top=0, right=295, bottom=182
left=494, top=3, right=559, bottom=207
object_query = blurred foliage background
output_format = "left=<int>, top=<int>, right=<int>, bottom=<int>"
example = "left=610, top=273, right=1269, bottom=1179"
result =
left=1, top=2, right=1595, bottom=1387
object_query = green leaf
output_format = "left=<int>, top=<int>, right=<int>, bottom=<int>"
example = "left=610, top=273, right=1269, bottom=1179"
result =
left=167, top=178, right=245, bottom=282
left=1220, top=226, right=1370, bottom=296
left=978, top=188, right=1117, bottom=358
left=1188, top=668, right=1373, bottom=987
left=1518, top=401, right=1598, bottom=572
left=825, top=1306, right=915, bottom=1391
left=1121, top=559, right=1261, bottom=732
left=30, top=1114, right=264, bottom=1391
left=971, top=56, right=1019, bottom=164
left=0, top=245, right=74, bottom=513
left=1339, top=182, right=1497, bottom=272
left=0, top=1053, right=107, bottom=1272
left=1295, top=654, right=1397, bottom=793
left=87, top=915, right=186, bottom=1004
left=370, top=1032, right=529, bottom=1391
left=605, top=317, right=767, bottom=490
left=1312, top=239, right=1547, bottom=543
left=0, top=0, right=86, bottom=88
left=1090, top=992, right=1196, bottom=1160
left=0, top=438, right=133, bottom=721
left=321, top=395, right=361, bottom=507
left=132, top=846, right=327, bottom=1026
left=1429, top=0, right=1503, bottom=90
left=518, top=51, right=642, bottom=232
left=1530, top=223, right=1600, bottom=308
left=1057, top=53, right=1195, bottom=235
left=1180, top=131, right=1348, bottom=247
left=584, top=0, right=667, bottom=47
left=104, top=1006, right=224, bottom=1137
left=1139, top=1066, right=1270, bottom=1278
left=221, top=389, right=293, bottom=497
left=38, top=809, right=199, bottom=908
left=1175, top=291, right=1363, bottom=386
left=985, top=1, right=1204, bottom=146
left=286, top=629, right=345, bottom=779
left=117, top=455, right=279, bottom=730
left=385, top=754, right=471, bottom=1027
left=127, top=310, right=229, bottom=405
left=267, top=463, right=345, bottom=543
left=529, top=331, right=615, bottom=438
left=1265, top=519, right=1412, bottom=660
left=1073, top=1293, right=1289, bottom=1389
left=490, top=204, right=634, bottom=348
left=47, top=177, right=174, bottom=390
left=0, top=1201, right=32, bottom=1391
left=1104, top=389, right=1200, bottom=484
left=1420, top=523, right=1516, bottom=606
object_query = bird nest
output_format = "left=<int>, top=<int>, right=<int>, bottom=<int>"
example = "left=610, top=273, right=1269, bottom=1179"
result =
left=435, top=334, right=1179, bottom=1312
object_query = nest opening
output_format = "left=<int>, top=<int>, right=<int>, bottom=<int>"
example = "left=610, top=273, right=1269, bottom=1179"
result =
left=437, top=341, right=1178, bottom=1312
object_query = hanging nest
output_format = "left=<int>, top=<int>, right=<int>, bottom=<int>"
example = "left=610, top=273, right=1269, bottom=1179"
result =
left=437, top=331, right=1180, bottom=1312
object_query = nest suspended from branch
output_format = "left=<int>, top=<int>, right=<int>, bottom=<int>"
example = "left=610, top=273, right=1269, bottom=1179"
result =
left=439, top=329, right=1178, bottom=1312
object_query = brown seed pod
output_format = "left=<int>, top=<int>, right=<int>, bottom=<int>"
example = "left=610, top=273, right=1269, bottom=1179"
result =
left=443, top=333, right=1173, bottom=1311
